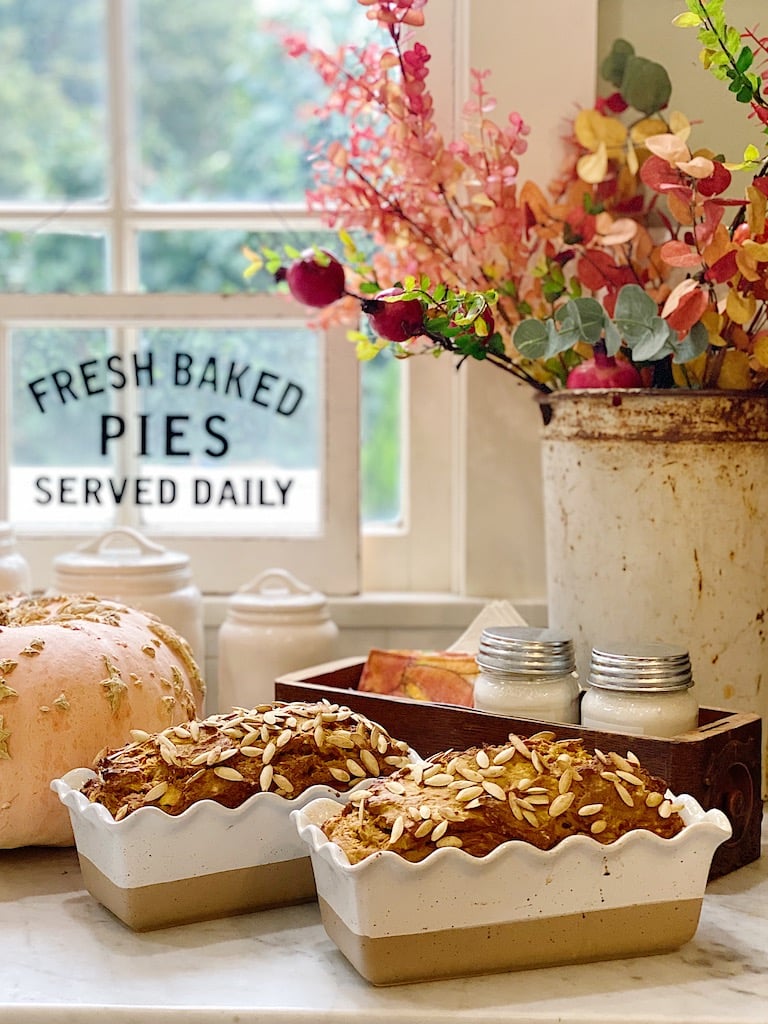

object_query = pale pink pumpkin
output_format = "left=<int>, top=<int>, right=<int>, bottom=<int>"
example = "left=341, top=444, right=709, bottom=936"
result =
left=0, top=593, right=205, bottom=847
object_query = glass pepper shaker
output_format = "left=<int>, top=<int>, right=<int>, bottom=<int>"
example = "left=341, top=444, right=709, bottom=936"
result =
left=474, top=625, right=580, bottom=723
left=580, top=641, right=699, bottom=737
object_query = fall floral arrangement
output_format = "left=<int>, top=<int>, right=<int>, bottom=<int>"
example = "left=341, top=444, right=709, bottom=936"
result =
left=245, top=0, right=768, bottom=393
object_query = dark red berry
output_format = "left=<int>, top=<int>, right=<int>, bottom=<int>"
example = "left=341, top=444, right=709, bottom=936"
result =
left=363, top=287, right=424, bottom=343
left=566, top=351, right=642, bottom=389
left=284, top=249, right=346, bottom=307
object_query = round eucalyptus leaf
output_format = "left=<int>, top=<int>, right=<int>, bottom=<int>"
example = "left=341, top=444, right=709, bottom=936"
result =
left=672, top=321, right=710, bottom=363
left=513, top=318, right=550, bottom=359
left=621, top=55, right=672, bottom=115
left=601, top=38, right=635, bottom=88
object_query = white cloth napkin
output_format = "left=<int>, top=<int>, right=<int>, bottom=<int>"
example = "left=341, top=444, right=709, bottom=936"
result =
left=447, top=600, right=528, bottom=654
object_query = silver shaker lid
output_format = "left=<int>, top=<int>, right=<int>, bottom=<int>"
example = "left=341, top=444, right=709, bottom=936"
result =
left=588, top=641, right=693, bottom=692
left=476, top=626, right=575, bottom=675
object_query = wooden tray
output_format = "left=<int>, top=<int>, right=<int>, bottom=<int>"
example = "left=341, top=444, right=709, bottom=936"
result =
left=275, top=657, right=763, bottom=880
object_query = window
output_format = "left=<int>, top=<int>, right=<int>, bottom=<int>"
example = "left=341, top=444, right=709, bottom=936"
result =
left=0, top=0, right=378, bottom=595
left=0, top=1, right=601, bottom=603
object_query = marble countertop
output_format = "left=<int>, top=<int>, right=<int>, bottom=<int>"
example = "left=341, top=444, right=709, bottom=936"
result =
left=2, top=811, right=766, bottom=1024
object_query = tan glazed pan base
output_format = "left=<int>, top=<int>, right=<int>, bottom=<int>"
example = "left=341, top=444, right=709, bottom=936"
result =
left=318, top=896, right=704, bottom=986
left=78, top=854, right=316, bottom=931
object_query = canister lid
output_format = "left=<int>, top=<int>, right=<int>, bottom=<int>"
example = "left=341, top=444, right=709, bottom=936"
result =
left=54, top=527, right=192, bottom=580
left=476, top=625, right=575, bottom=675
left=588, top=641, right=693, bottom=692
left=227, top=568, right=329, bottom=616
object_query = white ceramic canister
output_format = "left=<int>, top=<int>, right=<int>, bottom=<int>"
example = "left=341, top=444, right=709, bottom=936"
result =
left=474, top=625, right=580, bottom=724
left=217, top=568, right=339, bottom=713
left=52, top=527, right=205, bottom=664
left=580, top=641, right=699, bottom=738
left=0, top=523, right=31, bottom=593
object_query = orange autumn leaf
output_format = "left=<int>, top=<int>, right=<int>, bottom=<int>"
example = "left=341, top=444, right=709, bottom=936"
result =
left=667, top=190, right=694, bottom=225
left=660, top=239, right=702, bottom=268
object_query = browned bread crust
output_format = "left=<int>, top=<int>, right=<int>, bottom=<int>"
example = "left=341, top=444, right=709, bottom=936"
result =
left=322, top=732, right=686, bottom=863
left=81, top=700, right=411, bottom=819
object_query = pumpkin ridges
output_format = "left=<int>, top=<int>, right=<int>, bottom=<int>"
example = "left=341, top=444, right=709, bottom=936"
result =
left=0, top=594, right=205, bottom=848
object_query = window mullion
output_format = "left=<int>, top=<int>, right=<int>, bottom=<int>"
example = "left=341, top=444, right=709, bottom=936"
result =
left=108, top=0, right=137, bottom=293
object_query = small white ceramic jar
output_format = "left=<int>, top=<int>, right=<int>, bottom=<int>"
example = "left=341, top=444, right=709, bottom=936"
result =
left=52, top=527, right=205, bottom=666
left=217, top=568, right=339, bottom=713
left=580, top=641, right=699, bottom=737
left=0, top=523, right=31, bottom=593
left=474, top=625, right=580, bottom=724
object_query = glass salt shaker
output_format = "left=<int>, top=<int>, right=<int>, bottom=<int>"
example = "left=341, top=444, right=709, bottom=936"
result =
left=580, top=641, right=699, bottom=737
left=474, top=625, right=580, bottom=723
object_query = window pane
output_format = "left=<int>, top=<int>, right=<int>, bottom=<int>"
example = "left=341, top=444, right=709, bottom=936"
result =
left=0, top=232, right=106, bottom=292
left=10, top=326, right=322, bottom=534
left=361, top=351, right=402, bottom=526
left=11, top=327, right=116, bottom=528
left=133, top=0, right=371, bottom=203
left=0, top=0, right=106, bottom=202
left=139, top=231, right=251, bottom=293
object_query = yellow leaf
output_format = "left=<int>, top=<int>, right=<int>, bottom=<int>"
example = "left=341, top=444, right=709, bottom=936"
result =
left=742, top=239, right=768, bottom=261
left=626, top=138, right=638, bottom=176
left=667, top=111, right=692, bottom=142
left=753, top=333, right=768, bottom=368
left=630, top=117, right=668, bottom=145
left=243, top=253, right=264, bottom=278
left=577, top=144, right=608, bottom=184
left=701, top=309, right=724, bottom=335
left=745, top=144, right=761, bottom=162
left=735, top=249, right=761, bottom=282
left=672, top=12, right=702, bottom=27
left=725, top=288, right=756, bottom=325
left=470, top=193, right=496, bottom=207
left=672, top=352, right=706, bottom=387
left=574, top=109, right=627, bottom=152
left=746, top=189, right=767, bottom=239
left=355, top=337, right=387, bottom=361
left=717, top=350, right=753, bottom=389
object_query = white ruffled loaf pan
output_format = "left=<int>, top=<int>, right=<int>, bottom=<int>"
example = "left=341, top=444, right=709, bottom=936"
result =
left=292, top=793, right=732, bottom=985
left=52, top=767, right=371, bottom=931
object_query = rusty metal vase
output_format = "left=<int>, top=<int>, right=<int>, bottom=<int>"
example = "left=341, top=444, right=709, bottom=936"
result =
left=539, top=390, right=768, bottom=761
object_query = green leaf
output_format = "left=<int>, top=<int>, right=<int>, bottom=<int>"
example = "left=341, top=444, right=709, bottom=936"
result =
left=613, top=284, right=659, bottom=342
left=603, top=317, right=622, bottom=356
left=601, top=38, right=635, bottom=88
left=621, top=55, right=672, bottom=114
left=672, top=321, right=709, bottom=363
left=513, top=319, right=550, bottom=359
left=629, top=317, right=675, bottom=361
left=735, top=46, right=754, bottom=72
left=571, top=297, right=605, bottom=344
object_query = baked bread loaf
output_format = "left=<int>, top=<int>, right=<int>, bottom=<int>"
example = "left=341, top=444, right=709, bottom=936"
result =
left=322, top=732, right=686, bottom=863
left=81, top=700, right=412, bottom=819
